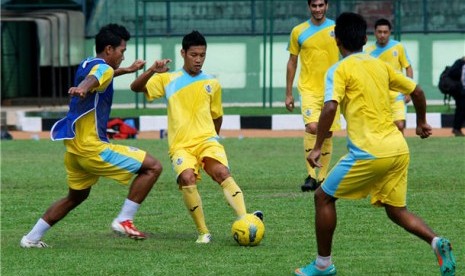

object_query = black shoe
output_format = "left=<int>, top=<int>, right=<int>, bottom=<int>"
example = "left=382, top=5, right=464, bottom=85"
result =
left=301, top=176, right=320, bottom=192
left=452, top=129, right=464, bottom=137
left=252, top=210, right=264, bottom=221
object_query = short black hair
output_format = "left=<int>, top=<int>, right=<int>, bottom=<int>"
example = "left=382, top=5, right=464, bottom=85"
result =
left=182, top=30, right=207, bottom=51
left=374, top=18, right=392, bottom=30
left=335, top=12, right=367, bottom=52
left=95, top=24, right=130, bottom=54
left=308, top=0, right=328, bottom=5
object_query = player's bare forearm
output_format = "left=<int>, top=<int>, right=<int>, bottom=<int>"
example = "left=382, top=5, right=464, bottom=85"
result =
left=131, top=59, right=171, bottom=93
left=114, top=59, right=146, bottom=77
left=410, top=85, right=432, bottom=138
left=68, top=75, right=99, bottom=98
left=315, top=101, right=338, bottom=150
left=213, top=116, right=223, bottom=135
left=285, top=56, right=298, bottom=111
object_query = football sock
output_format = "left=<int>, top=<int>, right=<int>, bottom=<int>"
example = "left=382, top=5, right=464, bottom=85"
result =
left=316, top=255, right=332, bottom=269
left=116, top=198, right=140, bottom=222
left=431, top=236, right=440, bottom=250
left=26, top=218, right=51, bottom=242
left=221, top=177, right=247, bottom=217
left=318, top=137, right=333, bottom=181
left=304, top=132, right=317, bottom=179
left=181, top=185, right=209, bottom=234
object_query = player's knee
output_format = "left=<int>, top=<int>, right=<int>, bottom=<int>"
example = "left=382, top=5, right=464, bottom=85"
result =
left=141, top=155, right=163, bottom=178
left=211, top=168, right=231, bottom=184
left=177, top=173, right=196, bottom=187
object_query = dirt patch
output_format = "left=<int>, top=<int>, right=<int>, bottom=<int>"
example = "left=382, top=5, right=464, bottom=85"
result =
left=7, top=128, right=457, bottom=141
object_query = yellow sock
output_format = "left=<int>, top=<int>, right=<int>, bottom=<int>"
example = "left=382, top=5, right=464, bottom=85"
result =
left=318, top=137, right=333, bottom=181
left=304, top=132, right=317, bottom=179
left=181, top=185, right=209, bottom=234
left=221, top=177, right=246, bottom=217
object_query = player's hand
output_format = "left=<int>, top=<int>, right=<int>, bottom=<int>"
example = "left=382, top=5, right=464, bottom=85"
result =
left=68, top=87, right=87, bottom=98
left=416, top=123, right=432, bottom=139
left=404, top=94, right=411, bottom=104
left=150, top=59, right=171, bottom=73
left=127, top=59, right=146, bottom=73
left=307, top=149, right=322, bottom=168
left=285, top=95, right=295, bottom=112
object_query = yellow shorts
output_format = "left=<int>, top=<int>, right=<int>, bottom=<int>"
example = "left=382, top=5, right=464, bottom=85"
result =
left=65, top=144, right=146, bottom=190
left=322, top=153, right=409, bottom=207
left=300, top=91, right=341, bottom=131
left=170, top=139, right=229, bottom=180
left=390, top=91, right=407, bottom=122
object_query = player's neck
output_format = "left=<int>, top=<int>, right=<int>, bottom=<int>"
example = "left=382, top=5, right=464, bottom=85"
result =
left=311, top=17, right=326, bottom=26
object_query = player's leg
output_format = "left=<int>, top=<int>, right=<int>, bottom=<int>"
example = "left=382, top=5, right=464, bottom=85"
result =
left=21, top=152, right=95, bottom=248
left=90, top=144, right=161, bottom=239
left=172, top=148, right=210, bottom=243
left=380, top=154, right=455, bottom=275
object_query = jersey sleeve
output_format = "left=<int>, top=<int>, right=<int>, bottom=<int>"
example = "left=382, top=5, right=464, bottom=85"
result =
left=88, top=63, right=114, bottom=92
left=324, top=62, right=345, bottom=104
left=398, top=44, right=412, bottom=69
left=210, top=80, right=223, bottom=119
left=386, top=63, right=416, bottom=94
left=145, top=73, right=167, bottom=102
left=287, top=27, right=301, bottom=56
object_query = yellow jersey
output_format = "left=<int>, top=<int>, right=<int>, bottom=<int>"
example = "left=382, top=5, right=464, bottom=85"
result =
left=145, top=69, right=223, bottom=154
left=324, top=53, right=416, bottom=158
left=287, top=18, right=339, bottom=94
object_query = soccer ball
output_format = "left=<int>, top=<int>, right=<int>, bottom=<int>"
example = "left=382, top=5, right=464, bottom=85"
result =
left=231, top=213, right=265, bottom=246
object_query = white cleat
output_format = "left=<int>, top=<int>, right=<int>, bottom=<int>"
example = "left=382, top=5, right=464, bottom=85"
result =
left=195, top=233, right=212, bottom=244
left=20, top=236, right=49, bottom=248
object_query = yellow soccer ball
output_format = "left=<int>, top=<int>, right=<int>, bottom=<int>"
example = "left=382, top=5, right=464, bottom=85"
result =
left=231, top=213, right=265, bottom=246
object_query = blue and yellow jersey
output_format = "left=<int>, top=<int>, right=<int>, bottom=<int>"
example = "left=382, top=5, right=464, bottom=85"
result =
left=287, top=18, right=339, bottom=94
left=324, top=53, right=416, bottom=158
left=145, top=69, right=223, bottom=154
left=365, top=40, right=411, bottom=73
left=51, top=57, right=114, bottom=156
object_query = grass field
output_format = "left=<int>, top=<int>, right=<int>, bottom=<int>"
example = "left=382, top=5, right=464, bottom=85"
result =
left=1, top=137, right=463, bottom=275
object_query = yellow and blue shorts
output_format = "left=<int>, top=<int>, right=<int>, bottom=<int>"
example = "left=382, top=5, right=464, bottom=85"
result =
left=321, top=153, right=409, bottom=207
left=390, top=91, right=407, bottom=122
left=300, top=90, right=341, bottom=131
left=65, top=144, right=146, bottom=190
left=170, top=139, right=229, bottom=181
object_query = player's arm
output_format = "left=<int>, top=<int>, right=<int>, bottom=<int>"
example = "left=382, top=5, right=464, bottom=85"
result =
left=285, top=54, right=298, bottom=112
left=68, top=75, right=100, bottom=98
left=114, top=59, right=146, bottom=77
left=213, top=116, right=223, bottom=135
left=409, top=85, right=432, bottom=139
left=130, top=59, right=171, bottom=93
left=307, top=100, right=338, bottom=168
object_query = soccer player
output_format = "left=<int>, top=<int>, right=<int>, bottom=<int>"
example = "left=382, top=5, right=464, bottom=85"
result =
left=365, top=18, right=413, bottom=133
left=130, top=31, right=262, bottom=244
left=294, top=12, right=456, bottom=276
left=285, top=0, right=340, bottom=192
left=20, top=24, right=164, bottom=248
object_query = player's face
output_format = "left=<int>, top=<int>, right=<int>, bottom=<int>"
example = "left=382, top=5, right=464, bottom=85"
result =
left=107, top=40, right=127, bottom=69
left=309, top=0, right=328, bottom=23
left=374, top=25, right=391, bottom=46
left=181, top=45, right=206, bottom=76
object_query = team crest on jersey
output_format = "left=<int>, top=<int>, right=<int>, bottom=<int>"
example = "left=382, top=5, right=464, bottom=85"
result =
left=305, top=109, right=312, bottom=116
left=393, top=50, right=398, bottom=57
left=205, top=84, right=212, bottom=94
left=329, top=30, right=335, bottom=37
left=176, top=157, right=183, bottom=166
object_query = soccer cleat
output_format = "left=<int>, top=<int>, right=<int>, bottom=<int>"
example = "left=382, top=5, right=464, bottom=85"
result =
left=20, top=236, right=49, bottom=248
left=295, top=261, right=336, bottom=276
left=111, top=219, right=146, bottom=240
left=195, top=233, right=212, bottom=244
left=434, top=237, right=456, bottom=276
left=253, top=210, right=264, bottom=221
left=301, top=176, right=320, bottom=192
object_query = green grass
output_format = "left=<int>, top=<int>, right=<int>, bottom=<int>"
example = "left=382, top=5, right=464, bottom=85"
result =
left=1, top=137, right=464, bottom=275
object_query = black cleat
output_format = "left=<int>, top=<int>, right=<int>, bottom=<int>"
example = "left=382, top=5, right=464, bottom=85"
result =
left=301, top=176, right=321, bottom=192
left=252, top=210, right=264, bottom=221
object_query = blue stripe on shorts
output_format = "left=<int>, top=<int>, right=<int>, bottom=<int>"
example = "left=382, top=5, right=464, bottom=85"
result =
left=100, top=148, right=141, bottom=173
left=322, top=155, right=355, bottom=196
